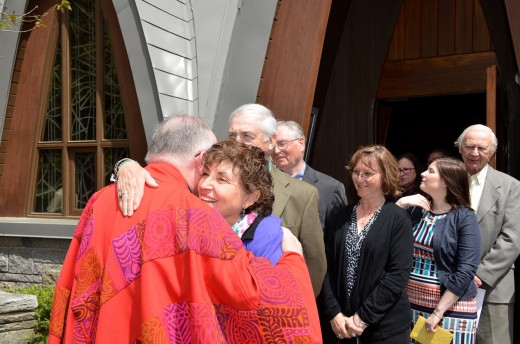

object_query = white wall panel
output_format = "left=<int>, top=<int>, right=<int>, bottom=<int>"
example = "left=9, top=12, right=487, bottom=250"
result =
left=190, top=0, right=234, bottom=125
left=212, top=0, right=277, bottom=139
left=138, top=3, right=194, bottom=39
left=133, top=0, right=199, bottom=122
left=148, top=45, right=196, bottom=79
left=143, top=0, right=192, bottom=21
left=159, top=94, right=199, bottom=117
left=119, top=0, right=274, bottom=138
left=155, top=70, right=197, bottom=100
left=141, top=22, right=195, bottom=59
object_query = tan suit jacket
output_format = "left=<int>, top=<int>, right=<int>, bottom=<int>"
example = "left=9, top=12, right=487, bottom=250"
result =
left=271, top=167, right=326, bottom=296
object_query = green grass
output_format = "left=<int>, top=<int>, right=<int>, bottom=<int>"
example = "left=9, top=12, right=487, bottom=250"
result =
left=7, top=285, right=55, bottom=344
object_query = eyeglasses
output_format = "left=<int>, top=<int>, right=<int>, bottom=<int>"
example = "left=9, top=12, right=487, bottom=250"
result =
left=399, top=168, right=415, bottom=174
left=351, top=170, right=379, bottom=180
left=275, top=138, right=300, bottom=150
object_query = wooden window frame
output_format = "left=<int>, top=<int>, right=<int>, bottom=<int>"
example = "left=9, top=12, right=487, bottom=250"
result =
left=0, top=0, right=146, bottom=218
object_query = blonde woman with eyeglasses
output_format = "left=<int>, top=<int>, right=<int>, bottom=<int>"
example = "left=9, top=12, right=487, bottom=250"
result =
left=319, top=145, right=413, bottom=343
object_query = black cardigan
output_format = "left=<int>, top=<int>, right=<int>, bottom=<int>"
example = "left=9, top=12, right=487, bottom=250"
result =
left=318, top=202, right=413, bottom=342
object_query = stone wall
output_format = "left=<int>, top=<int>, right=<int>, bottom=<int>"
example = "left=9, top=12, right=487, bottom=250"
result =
left=0, top=291, right=37, bottom=344
left=0, top=237, right=70, bottom=289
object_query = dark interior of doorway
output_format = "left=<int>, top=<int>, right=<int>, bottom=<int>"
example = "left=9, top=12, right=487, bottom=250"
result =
left=381, top=93, right=486, bottom=166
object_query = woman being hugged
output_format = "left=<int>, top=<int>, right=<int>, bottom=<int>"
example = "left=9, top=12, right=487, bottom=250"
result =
left=198, top=140, right=283, bottom=264
left=397, top=158, right=481, bottom=342
left=319, top=145, right=413, bottom=343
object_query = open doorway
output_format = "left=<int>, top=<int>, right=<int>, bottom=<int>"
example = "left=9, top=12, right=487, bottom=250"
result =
left=378, top=93, right=486, bottom=166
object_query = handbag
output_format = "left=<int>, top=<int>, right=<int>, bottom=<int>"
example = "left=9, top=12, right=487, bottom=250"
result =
left=410, top=316, right=454, bottom=344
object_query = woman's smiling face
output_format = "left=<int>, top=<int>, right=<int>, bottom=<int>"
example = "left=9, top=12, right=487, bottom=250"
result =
left=197, top=161, right=255, bottom=226
left=351, top=159, right=383, bottom=199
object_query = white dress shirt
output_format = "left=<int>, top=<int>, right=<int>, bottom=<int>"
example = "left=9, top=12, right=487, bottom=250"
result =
left=470, top=164, right=488, bottom=212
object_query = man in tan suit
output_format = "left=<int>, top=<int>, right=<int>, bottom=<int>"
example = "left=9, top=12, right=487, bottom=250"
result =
left=227, top=104, right=325, bottom=296
left=116, top=104, right=326, bottom=297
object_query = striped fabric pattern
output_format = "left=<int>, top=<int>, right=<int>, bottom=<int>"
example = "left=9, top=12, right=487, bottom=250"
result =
left=407, top=212, right=477, bottom=344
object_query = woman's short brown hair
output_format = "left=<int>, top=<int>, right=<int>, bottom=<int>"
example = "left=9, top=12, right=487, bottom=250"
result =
left=203, top=140, right=274, bottom=215
left=346, top=145, right=401, bottom=200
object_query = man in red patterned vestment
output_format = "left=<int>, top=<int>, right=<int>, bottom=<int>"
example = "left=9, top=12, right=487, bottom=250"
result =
left=48, top=115, right=321, bottom=343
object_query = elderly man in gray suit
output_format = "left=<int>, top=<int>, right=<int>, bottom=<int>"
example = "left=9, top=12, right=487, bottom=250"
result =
left=272, top=120, right=347, bottom=240
left=455, top=124, right=520, bottom=344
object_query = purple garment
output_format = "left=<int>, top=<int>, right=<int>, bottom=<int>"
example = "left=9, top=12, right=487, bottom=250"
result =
left=242, top=215, right=283, bottom=265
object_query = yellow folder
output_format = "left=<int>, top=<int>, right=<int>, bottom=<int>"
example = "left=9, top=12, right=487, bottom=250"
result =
left=410, top=316, right=454, bottom=344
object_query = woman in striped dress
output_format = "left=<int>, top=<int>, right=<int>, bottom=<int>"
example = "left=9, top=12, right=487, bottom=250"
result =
left=397, top=158, right=482, bottom=343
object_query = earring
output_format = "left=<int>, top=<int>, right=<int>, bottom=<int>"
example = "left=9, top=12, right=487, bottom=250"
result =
left=241, top=209, right=245, bottom=217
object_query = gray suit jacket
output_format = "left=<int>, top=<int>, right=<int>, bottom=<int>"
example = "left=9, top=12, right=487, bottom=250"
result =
left=302, top=165, right=347, bottom=236
left=476, top=167, right=520, bottom=303
left=271, top=167, right=326, bottom=297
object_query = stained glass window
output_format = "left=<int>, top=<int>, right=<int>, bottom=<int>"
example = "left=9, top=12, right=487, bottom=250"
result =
left=70, top=0, right=96, bottom=142
left=34, top=150, right=62, bottom=213
left=33, top=0, right=129, bottom=216
left=41, top=31, right=62, bottom=142
left=103, top=21, right=127, bottom=140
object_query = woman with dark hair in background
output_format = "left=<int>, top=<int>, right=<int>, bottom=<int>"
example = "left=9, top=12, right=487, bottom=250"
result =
left=397, top=153, right=424, bottom=224
left=319, top=145, right=413, bottom=343
left=397, top=153, right=423, bottom=197
left=397, top=158, right=481, bottom=342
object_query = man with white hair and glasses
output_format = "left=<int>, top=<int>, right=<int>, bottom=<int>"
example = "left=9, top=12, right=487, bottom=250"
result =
left=273, top=120, right=347, bottom=241
left=455, top=124, right=520, bottom=344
